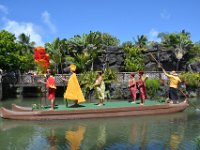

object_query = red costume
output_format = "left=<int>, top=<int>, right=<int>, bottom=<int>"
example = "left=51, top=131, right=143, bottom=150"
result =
left=46, top=75, right=56, bottom=100
left=137, top=71, right=147, bottom=104
left=129, top=73, right=137, bottom=102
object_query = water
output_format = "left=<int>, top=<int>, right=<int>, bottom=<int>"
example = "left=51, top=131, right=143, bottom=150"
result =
left=0, top=97, right=200, bottom=150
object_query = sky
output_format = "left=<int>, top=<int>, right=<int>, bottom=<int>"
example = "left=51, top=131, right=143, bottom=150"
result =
left=0, top=0, right=200, bottom=46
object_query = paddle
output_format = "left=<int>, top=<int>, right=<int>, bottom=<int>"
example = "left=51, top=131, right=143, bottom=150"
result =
left=149, top=53, right=190, bottom=103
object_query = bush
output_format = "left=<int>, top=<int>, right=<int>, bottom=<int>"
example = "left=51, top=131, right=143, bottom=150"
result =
left=180, top=72, right=200, bottom=88
left=146, top=79, right=160, bottom=98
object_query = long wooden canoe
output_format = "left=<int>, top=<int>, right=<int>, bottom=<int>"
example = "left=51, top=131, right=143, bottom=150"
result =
left=0, top=101, right=189, bottom=120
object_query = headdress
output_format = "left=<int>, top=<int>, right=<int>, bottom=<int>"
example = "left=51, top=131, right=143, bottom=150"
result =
left=69, top=64, right=76, bottom=72
left=130, top=73, right=135, bottom=77
left=139, top=71, right=144, bottom=75
left=170, top=70, right=178, bottom=76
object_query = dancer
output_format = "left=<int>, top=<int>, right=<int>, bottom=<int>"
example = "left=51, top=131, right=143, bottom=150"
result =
left=94, top=71, right=105, bottom=106
left=137, top=71, right=148, bottom=105
left=64, top=64, right=85, bottom=107
left=128, top=73, right=137, bottom=103
left=38, top=70, right=56, bottom=110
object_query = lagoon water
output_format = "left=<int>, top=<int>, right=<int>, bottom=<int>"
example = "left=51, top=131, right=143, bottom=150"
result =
left=0, top=97, right=200, bottom=150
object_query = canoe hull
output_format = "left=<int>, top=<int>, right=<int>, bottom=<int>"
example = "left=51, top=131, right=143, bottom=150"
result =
left=1, top=102, right=189, bottom=120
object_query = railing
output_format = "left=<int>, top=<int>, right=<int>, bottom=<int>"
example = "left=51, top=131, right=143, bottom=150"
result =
left=3, top=71, right=183, bottom=87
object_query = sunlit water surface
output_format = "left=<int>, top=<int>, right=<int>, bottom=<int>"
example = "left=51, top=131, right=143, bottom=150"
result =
left=0, top=97, right=200, bottom=150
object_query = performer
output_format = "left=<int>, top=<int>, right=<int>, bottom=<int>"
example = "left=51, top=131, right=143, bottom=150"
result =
left=162, top=69, right=181, bottom=104
left=94, top=71, right=105, bottom=106
left=137, top=71, right=148, bottom=105
left=64, top=64, right=85, bottom=107
left=38, top=70, right=56, bottom=110
left=128, top=73, right=137, bottom=103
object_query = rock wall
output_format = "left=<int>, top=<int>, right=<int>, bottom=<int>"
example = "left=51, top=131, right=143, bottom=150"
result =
left=94, top=45, right=199, bottom=72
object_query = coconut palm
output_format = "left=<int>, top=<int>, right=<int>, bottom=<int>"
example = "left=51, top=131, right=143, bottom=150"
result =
left=134, top=35, right=148, bottom=50
left=45, top=38, right=65, bottom=73
left=158, top=30, right=193, bottom=70
left=18, top=33, right=35, bottom=54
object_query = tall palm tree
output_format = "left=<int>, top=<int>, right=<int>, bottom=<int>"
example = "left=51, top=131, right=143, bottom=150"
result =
left=134, top=35, right=148, bottom=50
left=174, top=30, right=193, bottom=70
left=158, top=30, right=193, bottom=70
left=45, top=38, right=65, bottom=73
left=18, top=33, right=35, bottom=54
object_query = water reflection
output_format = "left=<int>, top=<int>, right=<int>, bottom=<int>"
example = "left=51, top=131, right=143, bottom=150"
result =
left=0, top=111, right=200, bottom=150
left=65, top=126, right=86, bottom=150
left=48, top=129, right=57, bottom=150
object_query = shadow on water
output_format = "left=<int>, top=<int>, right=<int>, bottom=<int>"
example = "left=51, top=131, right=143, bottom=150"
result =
left=1, top=98, right=200, bottom=150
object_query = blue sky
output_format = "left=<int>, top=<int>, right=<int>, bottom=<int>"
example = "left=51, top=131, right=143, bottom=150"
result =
left=0, top=0, right=200, bottom=46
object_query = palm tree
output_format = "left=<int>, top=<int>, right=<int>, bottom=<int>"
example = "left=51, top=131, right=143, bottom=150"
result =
left=158, top=30, right=193, bottom=70
left=65, top=31, right=104, bottom=71
left=134, top=35, right=148, bottom=50
left=45, top=38, right=65, bottom=73
left=18, top=33, right=35, bottom=54
left=174, top=30, right=193, bottom=70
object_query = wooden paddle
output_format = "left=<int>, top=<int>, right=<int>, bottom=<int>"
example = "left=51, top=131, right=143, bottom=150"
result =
left=150, top=53, right=189, bottom=101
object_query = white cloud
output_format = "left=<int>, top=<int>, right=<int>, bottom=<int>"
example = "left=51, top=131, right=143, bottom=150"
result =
left=41, top=11, right=56, bottom=33
left=3, top=19, right=44, bottom=46
left=0, top=4, right=8, bottom=14
left=148, top=29, right=161, bottom=42
left=160, top=9, right=171, bottom=20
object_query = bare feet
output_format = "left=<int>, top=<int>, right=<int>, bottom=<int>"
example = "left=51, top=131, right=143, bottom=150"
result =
left=49, top=108, right=54, bottom=111
left=140, top=103, right=144, bottom=106
left=97, top=103, right=103, bottom=106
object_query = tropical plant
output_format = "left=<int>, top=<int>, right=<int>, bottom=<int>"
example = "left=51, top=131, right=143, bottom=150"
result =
left=195, top=136, right=200, bottom=149
left=65, top=53, right=90, bottom=73
left=188, top=43, right=200, bottom=63
left=0, top=30, right=35, bottom=72
left=146, top=79, right=160, bottom=98
left=102, top=33, right=120, bottom=46
left=65, top=31, right=104, bottom=71
left=180, top=72, right=200, bottom=88
left=103, top=68, right=118, bottom=84
left=158, top=30, right=193, bottom=70
left=79, top=71, right=96, bottom=99
left=134, top=35, right=148, bottom=51
left=45, top=38, right=66, bottom=73
left=123, top=46, right=144, bottom=71
left=18, top=33, right=35, bottom=54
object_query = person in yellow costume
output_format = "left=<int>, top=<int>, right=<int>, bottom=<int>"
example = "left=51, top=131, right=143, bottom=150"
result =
left=64, top=64, right=85, bottom=107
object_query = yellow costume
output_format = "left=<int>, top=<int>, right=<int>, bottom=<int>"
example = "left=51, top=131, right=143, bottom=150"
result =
left=64, top=64, right=85, bottom=103
left=65, top=126, right=86, bottom=150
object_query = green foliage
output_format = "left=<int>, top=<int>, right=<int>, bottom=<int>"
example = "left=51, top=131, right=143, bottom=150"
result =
left=102, top=33, right=120, bottom=46
left=103, top=68, right=118, bottom=84
left=134, top=35, right=148, bottom=50
left=146, top=79, right=160, bottom=98
left=158, top=30, right=193, bottom=59
left=79, top=69, right=117, bottom=98
left=180, top=72, right=200, bottom=87
left=66, top=53, right=90, bottom=73
left=188, top=43, right=200, bottom=63
left=195, top=136, right=200, bottom=149
left=123, top=46, right=144, bottom=71
left=0, top=30, right=35, bottom=72
left=79, top=71, right=96, bottom=97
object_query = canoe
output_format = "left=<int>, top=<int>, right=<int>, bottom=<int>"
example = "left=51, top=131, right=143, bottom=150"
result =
left=12, top=103, right=32, bottom=112
left=0, top=100, right=189, bottom=120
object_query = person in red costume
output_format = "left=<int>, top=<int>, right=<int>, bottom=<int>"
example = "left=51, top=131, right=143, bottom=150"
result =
left=137, top=71, right=148, bottom=105
left=128, top=73, right=137, bottom=103
left=39, top=69, right=56, bottom=110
